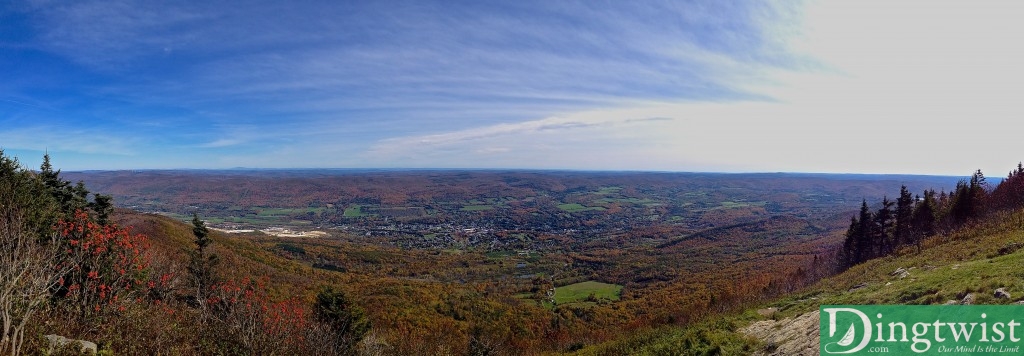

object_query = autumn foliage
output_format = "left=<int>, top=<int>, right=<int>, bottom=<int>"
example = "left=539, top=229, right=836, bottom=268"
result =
left=54, top=210, right=151, bottom=320
left=0, top=152, right=368, bottom=355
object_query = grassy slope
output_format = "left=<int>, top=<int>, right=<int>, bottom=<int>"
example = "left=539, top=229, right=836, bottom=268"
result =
left=576, top=209, right=1024, bottom=355
left=555, top=281, right=623, bottom=304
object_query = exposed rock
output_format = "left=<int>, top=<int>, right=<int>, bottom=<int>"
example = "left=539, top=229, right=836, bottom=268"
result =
left=741, top=310, right=819, bottom=356
left=961, top=293, right=975, bottom=305
left=848, top=282, right=868, bottom=292
left=45, top=334, right=97, bottom=354
left=944, top=300, right=958, bottom=305
left=891, top=268, right=910, bottom=279
left=995, top=288, right=1012, bottom=299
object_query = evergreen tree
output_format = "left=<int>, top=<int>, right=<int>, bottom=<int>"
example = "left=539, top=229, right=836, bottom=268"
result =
left=1, top=151, right=59, bottom=240
left=949, top=180, right=971, bottom=225
left=37, top=153, right=61, bottom=190
left=314, top=287, right=370, bottom=355
left=990, top=163, right=1024, bottom=211
left=39, top=154, right=88, bottom=215
left=90, top=194, right=114, bottom=226
left=187, top=213, right=218, bottom=308
left=855, top=200, right=873, bottom=263
left=842, top=216, right=860, bottom=267
left=948, top=170, right=988, bottom=226
left=911, top=190, right=937, bottom=253
left=873, top=197, right=894, bottom=256
left=894, top=185, right=914, bottom=248
left=969, top=169, right=988, bottom=218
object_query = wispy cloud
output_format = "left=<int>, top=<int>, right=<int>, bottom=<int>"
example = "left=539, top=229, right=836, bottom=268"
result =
left=15, top=1, right=1018, bottom=174
left=0, top=124, right=140, bottom=156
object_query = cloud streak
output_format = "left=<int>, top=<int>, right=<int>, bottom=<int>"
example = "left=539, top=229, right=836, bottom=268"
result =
left=8, top=1, right=1020, bottom=174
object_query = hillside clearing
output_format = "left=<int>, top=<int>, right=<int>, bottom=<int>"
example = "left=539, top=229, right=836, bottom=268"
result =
left=555, top=281, right=623, bottom=304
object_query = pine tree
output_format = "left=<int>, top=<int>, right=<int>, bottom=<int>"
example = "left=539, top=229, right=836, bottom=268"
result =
left=1, top=151, right=59, bottom=239
left=314, top=287, right=370, bottom=355
left=843, top=216, right=860, bottom=267
left=990, top=163, right=1024, bottom=211
left=894, top=185, right=914, bottom=248
left=873, top=197, right=894, bottom=256
left=187, top=213, right=218, bottom=309
left=39, top=154, right=88, bottom=215
left=855, top=200, right=873, bottom=263
left=968, top=169, right=988, bottom=218
left=89, top=194, right=114, bottom=226
left=911, top=190, right=937, bottom=253
left=949, top=180, right=970, bottom=225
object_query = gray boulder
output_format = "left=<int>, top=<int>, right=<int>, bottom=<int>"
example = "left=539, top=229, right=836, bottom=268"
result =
left=995, top=288, right=1012, bottom=299
left=961, top=294, right=975, bottom=305
left=891, top=268, right=910, bottom=279
left=45, top=334, right=97, bottom=354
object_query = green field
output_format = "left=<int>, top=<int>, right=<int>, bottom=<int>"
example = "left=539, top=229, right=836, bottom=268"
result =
left=554, top=281, right=623, bottom=304
left=557, top=203, right=606, bottom=213
left=461, top=204, right=494, bottom=211
left=343, top=204, right=366, bottom=217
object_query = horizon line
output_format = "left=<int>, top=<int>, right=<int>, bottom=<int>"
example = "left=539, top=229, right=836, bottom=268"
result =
left=60, top=167, right=969, bottom=178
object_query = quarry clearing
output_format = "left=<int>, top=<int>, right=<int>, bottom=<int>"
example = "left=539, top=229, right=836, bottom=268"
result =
left=211, top=226, right=328, bottom=238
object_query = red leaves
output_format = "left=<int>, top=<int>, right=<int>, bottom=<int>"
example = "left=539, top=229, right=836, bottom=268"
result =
left=55, top=209, right=152, bottom=317
left=208, top=277, right=312, bottom=339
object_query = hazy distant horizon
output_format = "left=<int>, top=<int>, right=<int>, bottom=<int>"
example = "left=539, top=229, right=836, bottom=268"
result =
left=59, top=166, right=968, bottom=180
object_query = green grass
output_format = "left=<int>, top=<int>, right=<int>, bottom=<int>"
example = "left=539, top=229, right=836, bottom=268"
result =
left=343, top=204, right=365, bottom=217
left=572, top=209, right=1024, bottom=355
left=485, top=250, right=515, bottom=259
left=555, top=281, right=623, bottom=304
left=593, top=197, right=660, bottom=206
left=750, top=209, right=1024, bottom=323
left=557, top=203, right=606, bottom=213
left=573, top=320, right=758, bottom=356
left=704, top=201, right=766, bottom=210
left=461, top=204, right=494, bottom=211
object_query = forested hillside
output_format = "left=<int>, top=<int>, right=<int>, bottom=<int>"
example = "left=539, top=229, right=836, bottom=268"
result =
left=576, top=163, right=1024, bottom=355
left=0, top=151, right=367, bottom=355
left=6, top=151, right=990, bottom=354
left=52, top=168, right=957, bottom=354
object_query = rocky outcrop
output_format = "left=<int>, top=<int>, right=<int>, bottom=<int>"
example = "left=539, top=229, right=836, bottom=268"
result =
left=995, top=288, right=1011, bottom=299
left=741, top=311, right=819, bottom=356
left=45, top=334, right=97, bottom=355
left=891, top=268, right=910, bottom=279
left=961, top=293, right=975, bottom=305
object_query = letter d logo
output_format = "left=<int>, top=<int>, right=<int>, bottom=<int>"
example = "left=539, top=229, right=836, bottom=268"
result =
left=822, top=307, right=872, bottom=354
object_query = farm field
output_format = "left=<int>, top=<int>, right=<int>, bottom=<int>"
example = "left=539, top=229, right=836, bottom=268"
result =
left=554, top=281, right=623, bottom=304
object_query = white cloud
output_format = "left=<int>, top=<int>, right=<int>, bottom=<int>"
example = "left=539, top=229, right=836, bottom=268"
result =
left=0, top=125, right=139, bottom=156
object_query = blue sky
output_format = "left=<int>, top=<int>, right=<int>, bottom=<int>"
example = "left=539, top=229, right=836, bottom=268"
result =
left=3, top=1, right=1024, bottom=175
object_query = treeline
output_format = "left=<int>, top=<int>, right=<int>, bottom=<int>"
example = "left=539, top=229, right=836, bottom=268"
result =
left=0, top=151, right=367, bottom=355
left=843, top=165, right=1024, bottom=267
